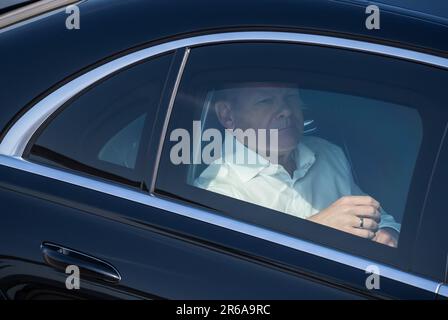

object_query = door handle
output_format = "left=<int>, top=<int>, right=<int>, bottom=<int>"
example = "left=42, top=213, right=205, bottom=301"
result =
left=41, top=242, right=121, bottom=284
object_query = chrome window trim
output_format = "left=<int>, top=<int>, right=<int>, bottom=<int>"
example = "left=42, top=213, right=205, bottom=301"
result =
left=0, top=154, right=442, bottom=294
left=0, top=0, right=80, bottom=31
left=150, top=47, right=190, bottom=193
left=1, top=31, right=448, bottom=295
left=437, top=284, right=448, bottom=298
left=1, top=31, right=448, bottom=157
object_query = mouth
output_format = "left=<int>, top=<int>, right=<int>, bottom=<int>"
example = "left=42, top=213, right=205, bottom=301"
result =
left=277, top=126, right=295, bottom=132
left=271, top=118, right=295, bottom=131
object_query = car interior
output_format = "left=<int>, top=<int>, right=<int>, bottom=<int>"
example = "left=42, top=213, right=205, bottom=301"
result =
left=183, top=74, right=423, bottom=225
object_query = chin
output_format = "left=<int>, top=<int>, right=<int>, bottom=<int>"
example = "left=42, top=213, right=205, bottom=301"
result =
left=277, top=134, right=300, bottom=151
left=275, top=145, right=297, bottom=154
left=262, top=128, right=300, bottom=155
left=267, top=141, right=298, bottom=154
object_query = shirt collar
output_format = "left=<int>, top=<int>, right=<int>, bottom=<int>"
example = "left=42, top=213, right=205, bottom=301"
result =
left=292, top=139, right=316, bottom=182
left=222, top=131, right=316, bottom=182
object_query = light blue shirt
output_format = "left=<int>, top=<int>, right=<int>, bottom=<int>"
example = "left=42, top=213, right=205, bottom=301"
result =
left=195, top=133, right=401, bottom=233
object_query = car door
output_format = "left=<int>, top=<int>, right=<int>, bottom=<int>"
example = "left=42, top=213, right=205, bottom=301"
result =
left=2, top=31, right=447, bottom=301
left=0, top=42, right=369, bottom=300
left=0, top=50, right=180, bottom=299
left=152, top=33, right=448, bottom=299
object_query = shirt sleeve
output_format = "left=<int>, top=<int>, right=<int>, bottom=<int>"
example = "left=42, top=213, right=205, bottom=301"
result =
left=194, top=176, right=246, bottom=202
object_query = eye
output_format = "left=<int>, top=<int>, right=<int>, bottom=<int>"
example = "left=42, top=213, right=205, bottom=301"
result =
left=256, top=97, right=274, bottom=105
left=285, top=94, right=300, bottom=104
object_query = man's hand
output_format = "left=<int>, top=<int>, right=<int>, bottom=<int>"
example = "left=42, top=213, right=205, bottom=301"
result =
left=308, top=196, right=381, bottom=239
left=372, top=228, right=398, bottom=247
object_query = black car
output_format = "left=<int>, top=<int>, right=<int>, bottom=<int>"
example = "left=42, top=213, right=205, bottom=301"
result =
left=0, top=0, right=447, bottom=300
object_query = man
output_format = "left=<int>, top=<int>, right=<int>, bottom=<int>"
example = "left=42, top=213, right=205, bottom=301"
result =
left=194, top=82, right=400, bottom=247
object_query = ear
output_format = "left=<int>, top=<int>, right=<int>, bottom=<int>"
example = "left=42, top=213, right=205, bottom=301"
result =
left=215, top=101, right=235, bottom=129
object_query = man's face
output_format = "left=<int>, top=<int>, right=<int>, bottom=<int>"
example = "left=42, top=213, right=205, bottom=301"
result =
left=215, top=83, right=304, bottom=154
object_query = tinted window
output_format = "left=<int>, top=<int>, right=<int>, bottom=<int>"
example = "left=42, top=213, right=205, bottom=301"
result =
left=156, top=42, right=448, bottom=271
left=412, top=134, right=448, bottom=280
left=27, top=53, right=173, bottom=187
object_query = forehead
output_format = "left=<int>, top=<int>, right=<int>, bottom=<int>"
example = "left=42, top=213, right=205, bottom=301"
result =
left=217, top=82, right=299, bottom=99
left=239, top=85, right=299, bottom=96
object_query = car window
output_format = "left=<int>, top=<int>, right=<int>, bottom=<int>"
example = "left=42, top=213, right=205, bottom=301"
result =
left=26, top=53, right=173, bottom=187
left=98, top=113, right=146, bottom=169
left=155, top=42, right=448, bottom=269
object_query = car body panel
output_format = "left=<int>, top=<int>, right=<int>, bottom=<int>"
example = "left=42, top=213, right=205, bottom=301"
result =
left=0, top=156, right=440, bottom=299
left=0, top=158, right=375, bottom=300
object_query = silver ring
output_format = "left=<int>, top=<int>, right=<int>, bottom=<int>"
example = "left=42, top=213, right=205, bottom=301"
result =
left=359, top=217, right=364, bottom=228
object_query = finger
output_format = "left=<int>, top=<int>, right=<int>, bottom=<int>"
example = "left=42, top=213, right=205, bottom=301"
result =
left=338, top=196, right=380, bottom=209
left=354, top=205, right=381, bottom=222
left=373, top=235, right=397, bottom=248
left=351, top=217, right=379, bottom=231
left=387, top=241, right=398, bottom=248
left=347, top=227, right=375, bottom=239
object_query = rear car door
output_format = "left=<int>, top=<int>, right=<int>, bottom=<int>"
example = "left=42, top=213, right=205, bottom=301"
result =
left=0, top=50, right=180, bottom=299
left=153, top=34, right=448, bottom=299
left=0, top=43, right=368, bottom=300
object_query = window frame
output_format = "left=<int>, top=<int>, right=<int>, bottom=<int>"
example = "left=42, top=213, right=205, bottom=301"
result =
left=23, top=52, right=176, bottom=189
left=148, top=36, right=448, bottom=282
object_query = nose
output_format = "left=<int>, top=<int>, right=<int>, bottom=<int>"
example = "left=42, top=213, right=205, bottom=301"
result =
left=275, top=105, right=292, bottom=119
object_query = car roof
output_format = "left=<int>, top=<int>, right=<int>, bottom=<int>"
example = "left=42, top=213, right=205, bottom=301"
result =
left=0, top=0, right=447, bottom=137
left=333, top=0, right=448, bottom=22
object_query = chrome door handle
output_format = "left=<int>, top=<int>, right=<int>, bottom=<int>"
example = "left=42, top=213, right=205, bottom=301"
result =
left=41, top=242, right=121, bottom=284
